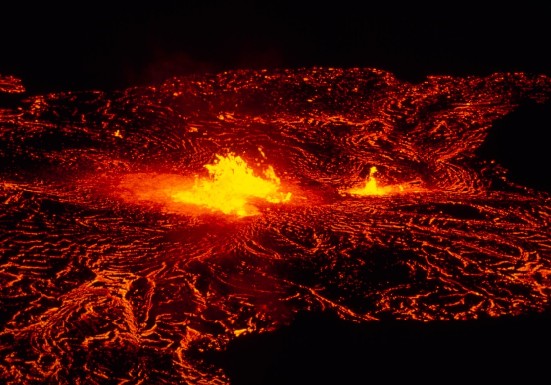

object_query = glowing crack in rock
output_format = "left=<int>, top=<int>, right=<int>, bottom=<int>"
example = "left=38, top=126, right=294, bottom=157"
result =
left=171, top=153, right=292, bottom=216
left=0, top=74, right=25, bottom=93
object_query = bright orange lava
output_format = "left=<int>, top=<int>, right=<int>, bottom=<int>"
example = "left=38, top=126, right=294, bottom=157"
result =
left=119, top=153, right=292, bottom=216
left=347, top=166, right=405, bottom=196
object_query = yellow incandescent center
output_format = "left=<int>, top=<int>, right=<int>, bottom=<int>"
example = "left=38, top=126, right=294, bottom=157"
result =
left=171, top=153, right=292, bottom=216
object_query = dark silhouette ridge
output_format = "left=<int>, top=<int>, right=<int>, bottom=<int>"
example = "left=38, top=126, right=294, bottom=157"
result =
left=211, top=309, right=551, bottom=385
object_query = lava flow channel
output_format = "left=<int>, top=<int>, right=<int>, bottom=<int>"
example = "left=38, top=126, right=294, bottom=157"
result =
left=0, top=68, right=550, bottom=385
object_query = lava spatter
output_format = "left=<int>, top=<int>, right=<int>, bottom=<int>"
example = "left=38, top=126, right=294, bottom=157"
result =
left=118, top=152, right=292, bottom=217
left=1, top=68, right=550, bottom=384
left=346, top=166, right=404, bottom=195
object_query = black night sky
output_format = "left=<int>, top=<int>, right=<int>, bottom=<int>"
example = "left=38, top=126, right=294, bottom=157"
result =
left=2, top=2, right=550, bottom=93
left=1, top=2, right=550, bottom=384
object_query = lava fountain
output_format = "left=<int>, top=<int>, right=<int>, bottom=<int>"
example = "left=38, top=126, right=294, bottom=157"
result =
left=119, top=153, right=292, bottom=217
left=347, top=166, right=406, bottom=195
left=0, top=68, right=550, bottom=384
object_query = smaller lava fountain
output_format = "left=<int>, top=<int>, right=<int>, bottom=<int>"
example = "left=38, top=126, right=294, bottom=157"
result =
left=344, top=166, right=425, bottom=196
left=347, top=166, right=403, bottom=195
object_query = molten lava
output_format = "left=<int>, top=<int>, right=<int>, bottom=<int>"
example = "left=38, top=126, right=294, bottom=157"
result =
left=119, top=153, right=291, bottom=217
left=348, top=166, right=404, bottom=196
left=172, top=153, right=291, bottom=216
left=1, top=68, right=551, bottom=385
